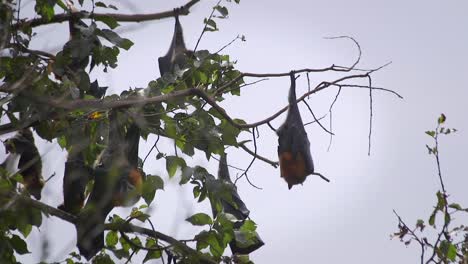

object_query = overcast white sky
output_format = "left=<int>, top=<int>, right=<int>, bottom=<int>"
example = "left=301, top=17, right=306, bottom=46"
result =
left=4, top=0, right=468, bottom=263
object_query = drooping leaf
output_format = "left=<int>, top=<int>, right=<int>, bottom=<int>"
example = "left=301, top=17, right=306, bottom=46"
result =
left=186, top=213, right=213, bottom=226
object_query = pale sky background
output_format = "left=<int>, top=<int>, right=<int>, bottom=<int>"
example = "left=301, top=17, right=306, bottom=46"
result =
left=2, top=0, right=468, bottom=263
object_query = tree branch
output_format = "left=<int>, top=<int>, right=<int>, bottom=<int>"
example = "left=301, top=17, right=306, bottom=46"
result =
left=12, top=0, right=200, bottom=29
left=1, top=191, right=216, bottom=264
left=239, top=143, right=279, bottom=168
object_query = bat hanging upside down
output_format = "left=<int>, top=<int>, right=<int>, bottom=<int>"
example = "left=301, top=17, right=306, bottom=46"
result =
left=276, top=72, right=330, bottom=189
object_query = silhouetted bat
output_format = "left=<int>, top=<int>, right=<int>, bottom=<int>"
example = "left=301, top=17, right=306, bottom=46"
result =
left=211, top=154, right=264, bottom=255
left=58, top=152, right=92, bottom=215
left=158, top=9, right=193, bottom=77
left=2, top=129, right=44, bottom=199
left=76, top=111, right=143, bottom=260
left=51, top=8, right=106, bottom=98
left=276, top=72, right=329, bottom=189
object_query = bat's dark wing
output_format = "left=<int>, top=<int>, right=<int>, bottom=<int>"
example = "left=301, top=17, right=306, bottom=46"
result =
left=215, top=154, right=250, bottom=220
left=158, top=10, right=191, bottom=77
left=276, top=72, right=316, bottom=189
left=76, top=166, right=114, bottom=260
left=59, top=155, right=92, bottom=215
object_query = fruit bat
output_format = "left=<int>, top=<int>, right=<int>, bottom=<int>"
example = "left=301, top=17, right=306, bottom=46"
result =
left=158, top=9, right=193, bottom=77
left=211, top=154, right=264, bottom=255
left=57, top=119, right=93, bottom=215
left=76, top=111, right=143, bottom=260
left=2, top=129, right=44, bottom=199
left=58, top=152, right=92, bottom=215
left=51, top=3, right=106, bottom=98
left=276, top=72, right=329, bottom=189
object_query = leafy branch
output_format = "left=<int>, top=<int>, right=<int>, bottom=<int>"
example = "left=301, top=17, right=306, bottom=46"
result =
left=393, top=114, right=465, bottom=264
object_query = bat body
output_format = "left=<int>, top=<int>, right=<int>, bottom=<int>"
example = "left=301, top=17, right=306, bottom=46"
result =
left=211, top=154, right=264, bottom=255
left=158, top=10, right=192, bottom=77
left=58, top=153, right=92, bottom=215
left=76, top=111, right=143, bottom=260
left=2, top=129, right=44, bottom=199
left=276, top=72, right=319, bottom=189
left=213, top=154, right=250, bottom=220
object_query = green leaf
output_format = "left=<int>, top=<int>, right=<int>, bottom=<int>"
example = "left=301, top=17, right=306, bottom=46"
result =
left=142, top=175, right=164, bottom=205
left=436, top=191, right=446, bottom=209
left=425, top=131, right=435, bottom=138
left=215, top=5, right=229, bottom=17
left=17, top=223, right=32, bottom=238
left=130, top=236, right=142, bottom=251
left=444, top=212, right=451, bottom=225
left=204, top=18, right=218, bottom=32
left=449, top=203, right=462, bottom=210
left=105, top=231, right=118, bottom=247
left=447, top=242, right=457, bottom=261
left=143, top=238, right=162, bottom=262
left=415, top=219, right=425, bottom=231
left=10, top=234, right=29, bottom=254
left=130, top=208, right=150, bottom=222
left=186, top=213, right=213, bottom=226
left=240, top=220, right=257, bottom=232
left=95, top=1, right=107, bottom=8
left=99, top=29, right=134, bottom=50
left=438, top=113, right=446, bottom=124
left=92, top=253, right=113, bottom=264
left=428, top=210, right=436, bottom=226
left=165, top=156, right=186, bottom=178
left=96, top=16, right=120, bottom=29
left=180, top=166, right=194, bottom=185
left=35, top=0, right=56, bottom=21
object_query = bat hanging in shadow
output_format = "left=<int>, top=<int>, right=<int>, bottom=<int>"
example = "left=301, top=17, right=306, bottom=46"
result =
left=158, top=8, right=193, bottom=77
left=58, top=118, right=95, bottom=215
left=1, top=129, right=44, bottom=199
left=58, top=151, right=92, bottom=215
left=75, top=111, right=144, bottom=260
left=51, top=1, right=106, bottom=98
left=211, top=153, right=264, bottom=255
left=276, top=72, right=330, bottom=189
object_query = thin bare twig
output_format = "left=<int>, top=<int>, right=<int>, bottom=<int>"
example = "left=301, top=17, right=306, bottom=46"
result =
left=393, top=210, right=426, bottom=264
left=327, top=86, right=342, bottom=151
left=239, top=143, right=278, bottom=168
left=367, top=75, right=373, bottom=156
left=194, top=0, right=221, bottom=52
left=234, top=129, right=262, bottom=189
left=302, top=100, right=333, bottom=135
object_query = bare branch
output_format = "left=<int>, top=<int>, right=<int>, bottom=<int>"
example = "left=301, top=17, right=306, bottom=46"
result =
left=239, top=143, right=279, bottom=168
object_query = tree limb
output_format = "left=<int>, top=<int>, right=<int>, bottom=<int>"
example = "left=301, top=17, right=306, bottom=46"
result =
left=12, top=0, right=200, bottom=29
left=1, top=191, right=216, bottom=264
